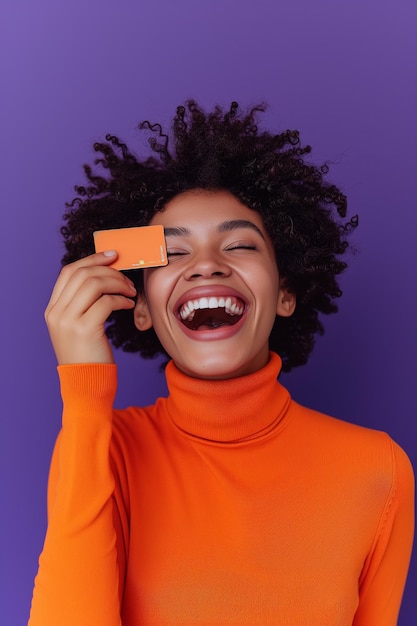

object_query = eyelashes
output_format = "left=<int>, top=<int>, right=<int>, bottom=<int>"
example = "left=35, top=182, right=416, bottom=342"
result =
left=166, top=250, right=188, bottom=257
left=166, top=244, right=258, bottom=258
left=225, top=244, right=257, bottom=251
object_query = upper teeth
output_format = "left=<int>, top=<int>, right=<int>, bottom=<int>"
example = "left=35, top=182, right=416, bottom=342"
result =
left=179, top=296, right=244, bottom=321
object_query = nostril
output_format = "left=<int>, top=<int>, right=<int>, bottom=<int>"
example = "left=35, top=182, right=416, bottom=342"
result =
left=185, top=262, right=231, bottom=280
left=189, top=270, right=225, bottom=279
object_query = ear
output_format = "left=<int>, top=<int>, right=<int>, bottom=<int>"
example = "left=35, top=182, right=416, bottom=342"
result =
left=276, top=285, right=296, bottom=318
left=133, top=293, right=153, bottom=331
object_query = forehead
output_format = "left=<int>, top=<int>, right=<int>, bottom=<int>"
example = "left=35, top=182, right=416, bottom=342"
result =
left=149, top=189, right=266, bottom=233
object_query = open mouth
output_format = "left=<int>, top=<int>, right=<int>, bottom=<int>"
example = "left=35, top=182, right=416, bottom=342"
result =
left=178, top=296, right=245, bottom=331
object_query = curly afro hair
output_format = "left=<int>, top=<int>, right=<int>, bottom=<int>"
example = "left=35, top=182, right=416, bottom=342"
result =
left=61, top=100, right=358, bottom=372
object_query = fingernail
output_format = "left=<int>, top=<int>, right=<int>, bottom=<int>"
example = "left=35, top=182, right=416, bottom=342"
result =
left=103, top=250, right=117, bottom=257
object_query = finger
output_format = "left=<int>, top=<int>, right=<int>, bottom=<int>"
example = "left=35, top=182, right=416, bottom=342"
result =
left=51, top=269, right=136, bottom=316
left=81, top=294, right=137, bottom=328
left=47, top=251, right=119, bottom=309
left=50, top=293, right=136, bottom=344
left=47, top=294, right=136, bottom=365
left=46, top=260, right=136, bottom=322
left=45, top=277, right=136, bottom=338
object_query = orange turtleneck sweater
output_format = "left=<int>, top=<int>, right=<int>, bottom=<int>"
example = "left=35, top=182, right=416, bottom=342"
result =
left=29, top=353, right=414, bottom=626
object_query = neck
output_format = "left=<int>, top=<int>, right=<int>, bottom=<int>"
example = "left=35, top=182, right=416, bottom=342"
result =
left=164, top=353, right=291, bottom=443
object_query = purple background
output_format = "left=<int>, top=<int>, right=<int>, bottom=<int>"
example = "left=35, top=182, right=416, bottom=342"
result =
left=1, top=1, right=416, bottom=624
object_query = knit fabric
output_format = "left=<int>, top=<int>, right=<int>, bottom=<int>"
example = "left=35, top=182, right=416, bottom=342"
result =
left=29, top=353, right=414, bottom=625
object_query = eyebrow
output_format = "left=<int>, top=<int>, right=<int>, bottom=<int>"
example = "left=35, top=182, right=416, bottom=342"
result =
left=164, top=220, right=265, bottom=240
left=218, top=220, right=265, bottom=240
left=163, top=226, right=190, bottom=237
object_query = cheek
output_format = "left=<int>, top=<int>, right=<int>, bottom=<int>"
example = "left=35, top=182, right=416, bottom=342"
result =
left=258, top=265, right=280, bottom=315
left=255, top=259, right=279, bottom=290
left=142, top=272, right=159, bottom=319
left=143, top=267, right=163, bottom=299
left=143, top=268, right=174, bottom=319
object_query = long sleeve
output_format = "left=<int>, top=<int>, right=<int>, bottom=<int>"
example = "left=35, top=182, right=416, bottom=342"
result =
left=354, top=439, right=415, bottom=626
left=29, top=364, right=123, bottom=626
left=29, top=353, right=415, bottom=625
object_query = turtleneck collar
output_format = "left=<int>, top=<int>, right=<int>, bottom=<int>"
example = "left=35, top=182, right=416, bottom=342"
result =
left=164, top=352, right=291, bottom=444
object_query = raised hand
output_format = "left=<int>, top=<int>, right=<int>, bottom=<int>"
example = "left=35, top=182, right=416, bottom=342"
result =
left=45, top=251, right=137, bottom=365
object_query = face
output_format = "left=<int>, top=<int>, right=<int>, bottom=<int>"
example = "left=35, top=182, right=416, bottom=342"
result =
left=134, top=189, right=295, bottom=380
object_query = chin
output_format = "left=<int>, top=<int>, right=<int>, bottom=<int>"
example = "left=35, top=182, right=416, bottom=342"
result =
left=174, top=350, right=269, bottom=381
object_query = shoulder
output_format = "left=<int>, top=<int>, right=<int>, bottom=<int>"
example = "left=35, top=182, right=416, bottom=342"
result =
left=288, top=401, right=414, bottom=500
left=291, top=400, right=403, bottom=452
left=110, top=399, right=164, bottom=446
left=109, top=397, right=173, bottom=467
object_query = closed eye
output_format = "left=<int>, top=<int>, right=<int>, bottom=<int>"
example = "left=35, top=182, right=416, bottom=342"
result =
left=166, top=250, right=189, bottom=258
left=225, top=243, right=257, bottom=251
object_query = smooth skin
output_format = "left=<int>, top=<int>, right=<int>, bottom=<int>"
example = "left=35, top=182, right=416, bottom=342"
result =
left=135, top=189, right=295, bottom=380
left=45, top=189, right=295, bottom=377
left=36, top=190, right=414, bottom=626
left=45, top=252, right=137, bottom=365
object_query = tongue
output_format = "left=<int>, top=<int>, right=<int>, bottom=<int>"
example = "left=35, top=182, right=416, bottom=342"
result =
left=195, top=314, right=232, bottom=330
left=188, top=309, right=240, bottom=331
left=196, top=321, right=228, bottom=331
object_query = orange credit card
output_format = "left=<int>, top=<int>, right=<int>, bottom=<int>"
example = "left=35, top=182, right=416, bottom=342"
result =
left=93, top=225, right=168, bottom=270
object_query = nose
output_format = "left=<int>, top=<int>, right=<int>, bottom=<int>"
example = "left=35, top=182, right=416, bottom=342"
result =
left=183, top=249, right=232, bottom=281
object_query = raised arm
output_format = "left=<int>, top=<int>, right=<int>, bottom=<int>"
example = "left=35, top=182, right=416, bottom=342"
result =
left=29, top=252, right=136, bottom=626
left=44, top=250, right=136, bottom=366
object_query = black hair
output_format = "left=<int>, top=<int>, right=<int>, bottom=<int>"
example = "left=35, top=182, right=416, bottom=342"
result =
left=61, top=100, right=357, bottom=371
